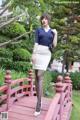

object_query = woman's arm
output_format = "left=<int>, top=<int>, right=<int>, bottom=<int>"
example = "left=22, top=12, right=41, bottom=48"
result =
left=32, top=28, right=39, bottom=63
left=33, top=28, right=39, bottom=53
left=33, top=43, right=38, bottom=54
left=52, top=29, right=57, bottom=47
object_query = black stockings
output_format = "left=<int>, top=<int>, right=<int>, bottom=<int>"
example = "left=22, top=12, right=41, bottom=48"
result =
left=35, top=70, right=44, bottom=112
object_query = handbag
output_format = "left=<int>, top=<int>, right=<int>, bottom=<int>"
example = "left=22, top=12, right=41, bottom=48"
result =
left=49, top=29, right=57, bottom=52
left=49, top=30, right=54, bottom=52
left=49, top=44, right=54, bottom=53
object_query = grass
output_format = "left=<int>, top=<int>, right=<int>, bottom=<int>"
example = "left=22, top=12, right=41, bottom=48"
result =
left=43, top=71, right=54, bottom=97
left=70, top=90, right=80, bottom=120
left=0, top=69, right=26, bottom=86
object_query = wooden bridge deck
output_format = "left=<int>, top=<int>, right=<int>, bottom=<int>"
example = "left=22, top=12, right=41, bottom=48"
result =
left=8, top=96, right=52, bottom=120
left=0, top=71, right=72, bottom=120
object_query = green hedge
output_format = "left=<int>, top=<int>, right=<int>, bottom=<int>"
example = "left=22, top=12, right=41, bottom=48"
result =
left=13, top=48, right=31, bottom=61
left=0, top=48, right=32, bottom=71
left=70, top=72, right=80, bottom=90
left=0, top=59, right=32, bottom=72
left=50, top=71, right=59, bottom=83
left=0, top=69, right=27, bottom=86
left=12, top=61, right=32, bottom=72
left=43, top=71, right=54, bottom=97
left=47, top=71, right=80, bottom=90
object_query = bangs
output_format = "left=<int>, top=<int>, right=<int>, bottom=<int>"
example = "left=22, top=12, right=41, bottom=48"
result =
left=40, top=13, right=51, bottom=22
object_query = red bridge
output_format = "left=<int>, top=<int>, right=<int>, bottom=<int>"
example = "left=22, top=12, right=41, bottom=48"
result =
left=0, top=70, right=72, bottom=120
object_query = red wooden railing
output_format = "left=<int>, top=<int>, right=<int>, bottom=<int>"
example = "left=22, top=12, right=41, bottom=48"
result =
left=0, top=70, right=72, bottom=120
left=45, top=74, right=72, bottom=120
left=0, top=69, right=36, bottom=112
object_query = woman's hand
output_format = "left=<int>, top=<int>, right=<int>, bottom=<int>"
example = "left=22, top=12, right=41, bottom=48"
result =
left=31, top=54, right=36, bottom=64
left=31, top=43, right=38, bottom=64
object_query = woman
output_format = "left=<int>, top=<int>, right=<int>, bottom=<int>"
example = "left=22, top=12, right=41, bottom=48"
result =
left=32, top=13, right=57, bottom=116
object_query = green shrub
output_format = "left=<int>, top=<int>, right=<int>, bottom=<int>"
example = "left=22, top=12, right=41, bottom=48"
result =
left=50, top=71, right=80, bottom=90
left=13, top=48, right=31, bottom=61
left=0, top=58, right=13, bottom=69
left=43, top=71, right=57, bottom=97
left=0, top=69, right=27, bottom=86
left=0, top=69, right=5, bottom=86
left=1, top=60, right=32, bottom=72
left=70, top=72, right=80, bottom=90
left=12, top=61, right=32, bottom=72
left=0, top=22, right=26, bottom=38
left=43, top=71, right=80, bottom=98
left=0, top=48, right=13, bottom=58
left=50, top=71, right=59, bottom=83
left=0, top=48, right=13, bottom=69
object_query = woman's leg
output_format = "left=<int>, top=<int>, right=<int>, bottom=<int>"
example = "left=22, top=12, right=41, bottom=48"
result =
left=35, top=69, right=44, bottom=112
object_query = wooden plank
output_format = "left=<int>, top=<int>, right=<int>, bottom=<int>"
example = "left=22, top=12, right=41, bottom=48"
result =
left=11, top=77, right=33, bottom=87
left=9, top=107, right=46, bottom=116
left=8, top=110, right=46, bottom=120
left=44, top=93, right=60, bottom=120
left=21, top=84, right=31, bottom=89
left=11, top=78, right=24, bottom=86
left=14, top=96, right=52, bottom=111
left=10, top=86, right=22, bottom=95
left=0, top=104, right=7, bottom=113
left=9, top=117, right=20, bottom=120
left=62, top=102, right=72, bottom=120
left=9, top=104, right=34, bottom=112
left=0, top=94, right=7, bottom=101
left=9, top=112, right=33, bottom=120
left=9, top=103, right=47, bottom=115
left=0, top=85, right=7, bottom=91
left=7, top=96, right=52, bottom=120
left=17, top=96, right=52, bottom=105
left=53, top=104, right=60, bottom=120
left=8, top=95, right=72, bottom=120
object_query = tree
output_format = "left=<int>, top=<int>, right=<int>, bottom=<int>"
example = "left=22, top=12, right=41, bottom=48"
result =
left=0, top=0, right=48, bottom=47
left=0, top=0, right=80, bottom=72
left=49, top=1, right=80, bottom=73
left=0, top=0, right=48, bottom=70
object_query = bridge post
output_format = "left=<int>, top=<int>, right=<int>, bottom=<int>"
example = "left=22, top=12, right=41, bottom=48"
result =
left=28, top=69, right=34, bottom=96
left=4, top=70, right=12, bottom=110
left=64, top=73, right=72, bottom=102
left=55, top=75, right=63, bottom=120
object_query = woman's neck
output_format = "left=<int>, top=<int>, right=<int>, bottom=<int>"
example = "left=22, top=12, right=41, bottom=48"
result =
left=43, top=25, right=50, bottom=29
left=42, top=25, right=50, bottom=32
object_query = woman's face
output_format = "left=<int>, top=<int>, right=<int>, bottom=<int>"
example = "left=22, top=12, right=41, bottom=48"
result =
left=41, top=18, right=49, bottom=27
